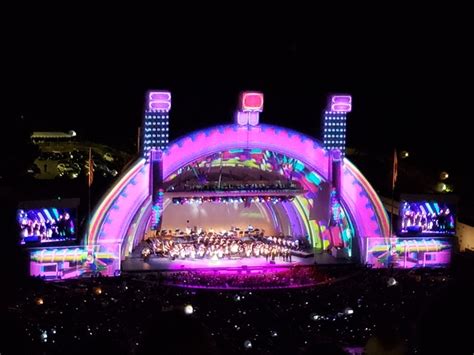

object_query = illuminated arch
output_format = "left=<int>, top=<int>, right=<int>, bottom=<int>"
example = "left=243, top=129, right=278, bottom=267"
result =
left=86, top=124, right=389, bottom=263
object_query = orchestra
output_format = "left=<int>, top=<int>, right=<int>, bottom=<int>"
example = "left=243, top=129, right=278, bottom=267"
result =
left=141, top=227, right=305, bottom=262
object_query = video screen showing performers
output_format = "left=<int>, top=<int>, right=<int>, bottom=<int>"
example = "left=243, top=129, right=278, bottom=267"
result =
left=399, top=199, right=456, bottom=236
left=18, top=208, right=76, bottom=245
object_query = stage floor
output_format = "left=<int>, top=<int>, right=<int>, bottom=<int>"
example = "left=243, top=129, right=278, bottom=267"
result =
left=122, top=252, right=350, bottom=272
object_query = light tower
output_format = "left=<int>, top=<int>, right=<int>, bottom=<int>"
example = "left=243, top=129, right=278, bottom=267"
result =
left=142, top=91, right=170, bottom=230
left=141, top=91, right=171, bottom=159
left=323, top=95, right=352, bottom=255
left=322, top=95, right=351, bottom=157
left=322, top=94, right=352, bottom=201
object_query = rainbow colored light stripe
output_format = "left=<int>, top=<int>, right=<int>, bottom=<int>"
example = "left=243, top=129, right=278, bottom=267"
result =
left=87, top=159, right=147, bottom=245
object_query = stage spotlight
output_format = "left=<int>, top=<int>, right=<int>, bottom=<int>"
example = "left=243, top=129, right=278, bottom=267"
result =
left=244, top=340, right=252, bottom=349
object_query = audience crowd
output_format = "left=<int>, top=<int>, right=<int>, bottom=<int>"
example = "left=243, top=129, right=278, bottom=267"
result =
left=5, top=263, right=473, bottom=354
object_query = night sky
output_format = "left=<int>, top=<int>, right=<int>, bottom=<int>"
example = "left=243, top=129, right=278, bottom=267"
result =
left=4, top=9, right=472, bottom=175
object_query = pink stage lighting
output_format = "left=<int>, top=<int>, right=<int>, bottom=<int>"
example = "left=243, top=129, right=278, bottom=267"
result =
left=241, top=92, right=264, bottom=112
left=237, top=111, right=248, bottom=125
left=330, top=95, right=352, bottom=112
left=148, top=91, right=171, bottom=111
left=248, top=111, right=259, bottom=126
left=236, top=111, right=260, bottom=126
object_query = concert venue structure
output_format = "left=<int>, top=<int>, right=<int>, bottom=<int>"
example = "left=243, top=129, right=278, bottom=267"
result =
left=26, top=91, right=454, bottom=281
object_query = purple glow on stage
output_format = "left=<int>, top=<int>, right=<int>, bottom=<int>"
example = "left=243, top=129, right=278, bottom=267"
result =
left=332, top=96, right=352, bottom=104
left=248, top=111, right=259, bottom=126
left=331, top=104, right=351, bottom=112
left=329, top=95, right=352, bottom=112
left=241, top=92, right=264, bottom=112
left=332, top=150, right=342, bottom=161
left=236, top=111, right=260, bottom=126
left=236, top=111, right=248, bottom=125
left=148, top=91, right=171, bottom=111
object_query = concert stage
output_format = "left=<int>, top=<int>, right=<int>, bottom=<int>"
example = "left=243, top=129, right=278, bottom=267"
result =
left=81, top=91, right=391, bottom=280
left=29, top=91, right=393, bottom=282
left=121, top=252, right=350, bottom=272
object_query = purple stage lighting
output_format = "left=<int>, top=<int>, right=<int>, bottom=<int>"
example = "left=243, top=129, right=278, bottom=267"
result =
left=330, top=95, right=352, bottom=112
left=148, top=91, right=171, bottom=111
left=236, top=110, right=260, bottom=126
left=236, top=111, right=248, bottom=125
left=248, top=112, right=259, bottom=126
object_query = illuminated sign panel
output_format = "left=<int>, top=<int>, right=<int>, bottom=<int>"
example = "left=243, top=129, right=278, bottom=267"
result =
left=241, top=92, right=264, bottom=112
left=330, top=95, right=352, bottom=112
left=148, top=91, right=171, bottom=111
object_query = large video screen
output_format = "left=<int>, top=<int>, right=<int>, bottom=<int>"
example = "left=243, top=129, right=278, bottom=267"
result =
left=29, top=244, right=121, bottom=280
left=18, top=208, right=76, bottom=245
left=366, top=237, right=452, bottom=269
left=399, top=195, right=456, bottom=235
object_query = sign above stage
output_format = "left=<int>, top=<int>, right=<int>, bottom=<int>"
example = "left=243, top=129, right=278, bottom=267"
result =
left=236, top=92, right=264, bottom=126
left=328, top=95, right=352, bottom=113
left=240, top=92, right=264, bottom=112
left=147, top=91, right=172, bottom=112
